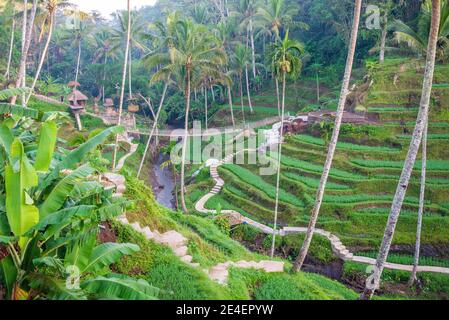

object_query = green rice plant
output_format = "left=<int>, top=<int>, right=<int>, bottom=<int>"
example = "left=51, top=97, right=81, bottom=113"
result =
left=283, top=172, right=350, bottom=190
left=222, top=164, right=303, bottom=206
left=291, top=135, right=399, bottom=152
left=352, top=159, right=449, bottom=171
left=355, top=252, right=449, bottom=268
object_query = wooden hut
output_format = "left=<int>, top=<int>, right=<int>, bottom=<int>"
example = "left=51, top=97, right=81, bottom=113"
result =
left=104, top=98, right=116, bottom=116
left=68, top=90, right=88, bottom=108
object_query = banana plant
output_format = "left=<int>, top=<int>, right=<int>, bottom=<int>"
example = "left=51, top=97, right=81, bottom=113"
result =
left=0, top=91, right=158, bottom=300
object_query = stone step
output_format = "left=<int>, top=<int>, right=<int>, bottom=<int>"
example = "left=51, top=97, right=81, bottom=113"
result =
left=158, top=230, right=188, bottom=249
left=181, top=255, right=193, bottom=263
left=130, top=222, right=142, bottom=232
left=174, top=246, right=188, bottom=257
left=142, top=227, right=154, bottom=239
left=189, top=263, right=200, bottom=268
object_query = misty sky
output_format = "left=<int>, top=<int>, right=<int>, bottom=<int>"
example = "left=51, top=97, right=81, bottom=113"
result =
left=71, top=0, right=157, bottom=17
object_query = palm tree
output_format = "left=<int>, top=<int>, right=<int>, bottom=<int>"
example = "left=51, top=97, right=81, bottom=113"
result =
left=268, top=30, right=304, bottom=258
left=11, top=0, right=38, bottom=105
left=256, top=0, right=299, bottom=41
left=147, top=19, right=227, bottom=213
left=4, top=2, right=16, bottom=80
left=231, top=43, right=253, bottom=124
left=112, top=0, right=132, bottom=171
left=409, top=119, right=428, bottom=286
left=71, top=12, right=92, bottom=85
left=236, top=0, right=258, bottom=79
left=360, top=0, right=441, bottom=300
left=293, top=0, right=363, bottom=272
left=26, top=0, right=73, bottom=103
left=378, top=0, right=395, bottom=63
left=310, top=62, right=323, bottom=104
left=392, top=0, right=449, bottom=62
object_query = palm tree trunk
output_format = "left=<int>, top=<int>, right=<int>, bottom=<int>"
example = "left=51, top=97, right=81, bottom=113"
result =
left=316, top=71, right=320, bottom=104
left=379, top=13, right=388, bottom=63
left=102, top=52, right=108, bottom=105
left=112, top=0, right=131, bottom=171
left=5, top=16, right=16, bottom=80
left=249, top=17, right=256, bottom=79
left=275, top=77, right=281, bottom=116
left=26, top=12, right=55, bottom=104
left=270, top=72, right=286, bottom=258
left=204, top=87, right=208, bottom=130
left=245, top=65, right=253, bottom=113
left=239, top=74, right=246, bottom=125
left=409, top=119, right=428, bottom=286
left=75, top=39, right=82, bottom=84
left=12, top=0, right=37, bottom=105
left=137, top=80, right=169, bottom=178
left=360, top=0, right=440, bottom=300
left=128, top=42, right=133, bottom=99
left=180, top=68, right=191, bottom=213
left=227, top=84, right=235, bottom=128
left=293, top=0, right=362, bottom=273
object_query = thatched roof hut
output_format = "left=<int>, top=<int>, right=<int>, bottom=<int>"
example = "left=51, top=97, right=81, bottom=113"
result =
left=68, top=90, right=88, bottom=108
left=68, top=80, right=81, bottom=88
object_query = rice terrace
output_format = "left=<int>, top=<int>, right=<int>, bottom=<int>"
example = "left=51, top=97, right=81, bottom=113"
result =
left=1, top=0, right=449, bottom=307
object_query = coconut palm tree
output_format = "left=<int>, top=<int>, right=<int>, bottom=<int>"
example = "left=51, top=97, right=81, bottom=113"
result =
left=3, top=2, right=16, bottom=80
left=71, top=12, right=92, bottom=85
left=11, top=0, right=38, bottom=105
left=392, top=0, right=449, bottom=62
left=230, top=43, right=253, bottom=123
left=360, top=0, right=441, bottom=300
left=236, top=0, right=258, bottom=79
left=256, top=0, right=300, bottom=41
left=147, top=18, right=227, bottom=213
left=26, top=0, right=73, bottom=103
left=409, top=119, right=428, bottom=286
left=293, top=0, right=363, bottom=272
left=267, top=29, right=304, bottom=258
left=112, top=0, right=132, bottom=171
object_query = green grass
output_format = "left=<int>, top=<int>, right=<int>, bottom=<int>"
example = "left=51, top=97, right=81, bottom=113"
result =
left=291, top=135, right=400, bottom=152
left=222, top=164, right=303, bottom=206
left=355, top=252, right=449, bottom=268
left=352, top=159, right=449, bottom=171
left=398, top=134, right=449, bottom=140
left=282, top=172, right=350, bottom=190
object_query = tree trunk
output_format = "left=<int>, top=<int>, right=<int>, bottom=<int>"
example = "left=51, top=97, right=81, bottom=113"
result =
left=75, top=39, right=81, bottom=84
left=102, top=52, right=108, bottom=105
left=5, top=16, right=16, bottom=79
left=112, top=0, right=131, bottom=171
left=239, top=74, right=246, bottom=125
left=360, top=0, right=440, bottom=300
left=409, top=120, right=428, bottom=286
left=12, top=0, right=37, bottom=105
left=316, top=71, right=320, bottom=104
left=128, top=42, right=133, bottom=99
left=275, top=77, right=281, bottom=116
left=270, top=72, right=286, bottom=258
left=227, top=84, right=235, bottom=128
left=249, top=17, right=256, bottom=78
left=293, top=0, right=362, bottom=272
left=26, top=12, right=55, bottom=103
left=245, top=65, right=253, bottom=113
left=137, top=80, right=169, bottom=178
left=180, top=68, right=191, bottom=213
left=204, top=87, right=208, bottom=130
left=379, top=13, right=388, bottom=63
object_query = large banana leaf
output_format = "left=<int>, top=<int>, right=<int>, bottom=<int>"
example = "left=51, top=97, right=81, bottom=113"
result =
left=0, top=88, right=30, bottom=101
left=0, top=103, right=39, bottom=119
left=27, top=273, right=87, bottom=300
left=39, top=164, right=95, bottom=218
left=0, top=124, right=14, bottom=161
left=5, top=138, right=39, bottom=248
left=34, top=121, right=57, bottom=173
left=41, top=126, right=124, bottom=190
left=83, top=243, right=140, bottom=274
left=65, top=231, right=97, bottom=273
left=81, top=275, right=159, bottom=300
left=0, top=257, right=17, bottom=299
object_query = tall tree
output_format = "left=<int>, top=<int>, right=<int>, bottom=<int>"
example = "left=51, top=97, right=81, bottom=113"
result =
left=112, top=0, right=132, bottom=171
left=231, top=43, right=253, bottom=124
left=293, top=0, right=363, bottom=272
left=361, top=0, right=441, bottom=300
left=268, top=29, right=304, bottom=258
left=4, top=2, right=16, bottom=80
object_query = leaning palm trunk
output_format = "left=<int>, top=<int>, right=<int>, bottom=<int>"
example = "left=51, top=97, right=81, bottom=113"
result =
left=204, top=87, right=208, bottom=130
left=275, top=77, right=281, bottom=117
left=245, top=65, right=253, bottom=113
left=180, top=68, right=192, bottom=213
left=26, top=12, right=55, bottom=103
left=293, top=0, right=363, bottom=272
left=360, top=0, right=440, bottom=300
left=137, top=81, right=169, bottom=178
left=5, top=16, right=16, bottom=79
left=379, top=13, right=388, bottom=63
left=270, top=72, right=286, bottom=258
left=112, top=0, right=132, bottom=171
left=239, top=74, right=246, bottom=125
left=316, top=71, right=320, bottom=104
left=75, top=39, right=82, bottom=84
left=249, top=17, right=256, bottom=78
left=12, top=0, right=37, bottom=105
left=409, top=120, right=428, bottom=286
left=102, top=52, right=108, bottom=104
left=227, top=84, right=236, bottom=128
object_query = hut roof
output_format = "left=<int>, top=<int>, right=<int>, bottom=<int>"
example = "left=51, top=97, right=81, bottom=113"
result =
left=104, top=98, right=114, bottom=107
left=68, top=90, right=88, bottom=102
left=68, top=80, right=81, bottom=87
